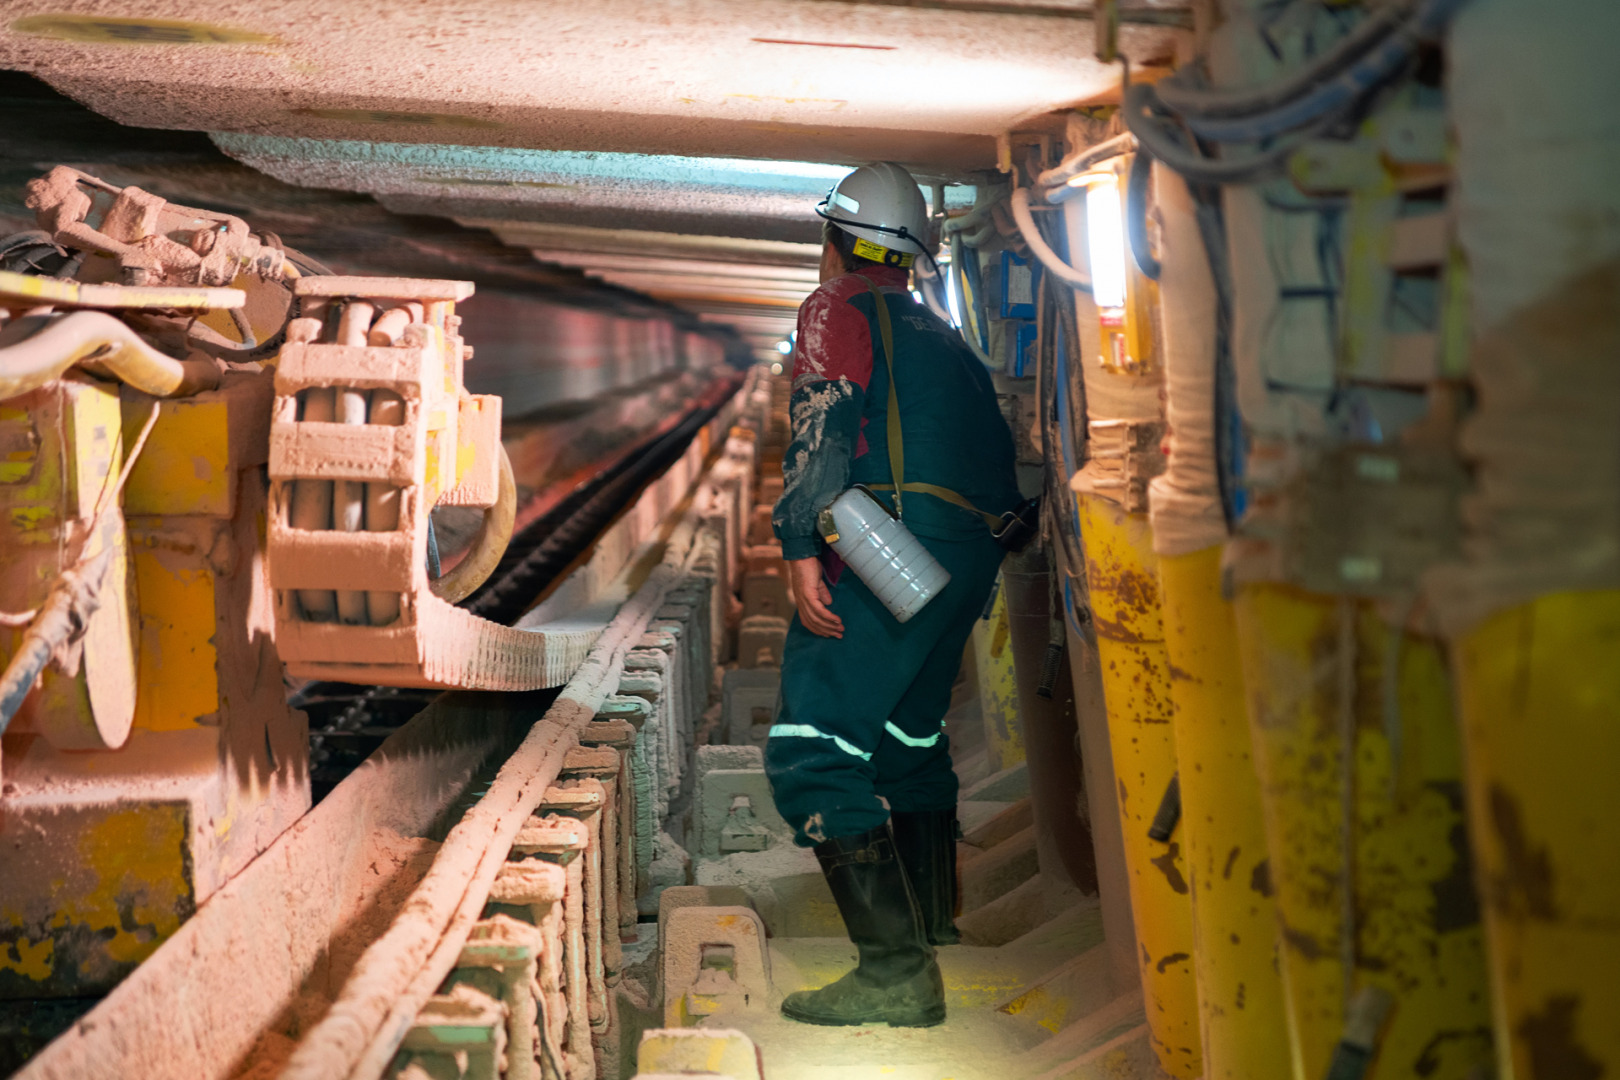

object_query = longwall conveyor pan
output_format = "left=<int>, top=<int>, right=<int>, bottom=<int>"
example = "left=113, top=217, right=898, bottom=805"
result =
left=16, top=367, right=772, bottom=1080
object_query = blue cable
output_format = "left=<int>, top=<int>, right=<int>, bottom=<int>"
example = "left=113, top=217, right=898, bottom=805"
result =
left=1178, top=0, right=1469, bottom=144
left=1053, top=321, right=1086, bottom=547
left=1052, top=318, right=1092, bottom=636
left=1063, top=575, right=1086, bottom=635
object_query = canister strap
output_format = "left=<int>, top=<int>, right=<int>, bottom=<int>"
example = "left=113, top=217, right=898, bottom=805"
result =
left=856, top=275, right=1005, bottom=533
left=865, top=482, right=1005, bottom=530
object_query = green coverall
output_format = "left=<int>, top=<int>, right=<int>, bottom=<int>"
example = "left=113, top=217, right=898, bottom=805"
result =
left=766, top=268, right=1021, bottom=846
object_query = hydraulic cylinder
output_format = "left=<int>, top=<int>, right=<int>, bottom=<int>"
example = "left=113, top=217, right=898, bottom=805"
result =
left=1232, top=584, right=1493, bottom=1079
left=1079, top=493, right=1200, bottom=1079
left=1157, top=547, right=1291, bottom=1080
left=1450, top=590, right=1620, bottom=1078
left=1003, top=549, right=1098, bottom=896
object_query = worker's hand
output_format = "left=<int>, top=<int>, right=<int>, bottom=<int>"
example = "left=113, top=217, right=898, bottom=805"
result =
left=786, top=557, right=843, bottom=639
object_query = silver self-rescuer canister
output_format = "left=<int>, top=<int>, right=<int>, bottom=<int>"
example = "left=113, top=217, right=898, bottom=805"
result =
left=823, top=487, right=950, bottom=622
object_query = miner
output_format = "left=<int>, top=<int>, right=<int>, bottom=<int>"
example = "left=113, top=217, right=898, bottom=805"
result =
left=765, top=161, right=1022, bottom=1027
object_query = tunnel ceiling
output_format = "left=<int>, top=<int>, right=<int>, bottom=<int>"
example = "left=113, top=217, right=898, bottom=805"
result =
left=0, top=1, right=1188, bottom=357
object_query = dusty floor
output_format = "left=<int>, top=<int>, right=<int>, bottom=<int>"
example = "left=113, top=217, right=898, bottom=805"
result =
left=667, top=663, right=1168, bottom=1080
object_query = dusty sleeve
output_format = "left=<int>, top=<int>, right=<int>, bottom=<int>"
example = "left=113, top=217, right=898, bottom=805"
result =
left=772, top=379, right=865, bottom=561
left=771, top=284, right=876, bottom=560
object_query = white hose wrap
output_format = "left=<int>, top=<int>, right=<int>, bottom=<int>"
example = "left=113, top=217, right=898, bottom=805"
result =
left=1009, top=188, right=1092, bottom=291
left=1146, top=164, right=1227, bottom=557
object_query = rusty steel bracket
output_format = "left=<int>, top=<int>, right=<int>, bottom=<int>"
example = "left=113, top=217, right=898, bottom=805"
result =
left=24, top=165, right=284, bottom=288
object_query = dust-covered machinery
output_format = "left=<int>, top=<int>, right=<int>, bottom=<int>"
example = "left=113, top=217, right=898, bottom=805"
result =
left=0, top=168, right=516, bottom=1000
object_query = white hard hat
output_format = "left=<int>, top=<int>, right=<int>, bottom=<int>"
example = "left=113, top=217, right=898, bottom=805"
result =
left=816, top=162, right=932, bottom=266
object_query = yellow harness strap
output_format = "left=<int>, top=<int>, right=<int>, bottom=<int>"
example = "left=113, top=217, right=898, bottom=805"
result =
left=856, top=275, right=1005, bottom=532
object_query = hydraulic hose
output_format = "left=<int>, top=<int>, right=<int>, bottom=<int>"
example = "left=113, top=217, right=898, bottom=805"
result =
left=0, top=548, right=114, bottom=737
left=0, top=402, right=157, bottom=738
left=913, top=263, right=956, bottom=325
left=1177, top=0, right=1469, bottom=143
left=948, top=232, right=995, bottom=366
left=942, top=186, right=1007, bottom=236
left=1037, top=132, right=1138, bottom=200
left=1126, top=150, right=1163, bottom=281
left=1122, top=83, right=1334, bottom=185
left=0, top=310, right=220, bottom=401
left=430, top=443, right=518, bottom=605
left=943, top=187, right=1007, bottom=250
left=1153, top=0, right=1416, bottom=118
left=1009, top=188, right=1092, bottom=291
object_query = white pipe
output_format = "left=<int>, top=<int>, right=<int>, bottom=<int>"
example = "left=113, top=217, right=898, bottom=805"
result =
left=291, top=387, right=338, bottom=621
left=1010, top=188, right=1093, bottom=291
left=333, top=301, right=375, bottom=626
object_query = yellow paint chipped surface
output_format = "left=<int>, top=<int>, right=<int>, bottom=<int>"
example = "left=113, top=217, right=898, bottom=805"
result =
left=1452, top=591, right=1620, bottom=1078
left=971, top=583, right=1024, bottom=772
left=0, top=804, right=190, bottom=987
left=1079, top=494, right=1200, bottom=1079
left=1232, top=584, right=1493, bottom=1080
left=132, top=548, right=218, bottom=730
left=3, top=936, right=54, bottom=982
left=11, top=14, right=276, bottom=45
left=1158, top=548, right=1292, bottom=1079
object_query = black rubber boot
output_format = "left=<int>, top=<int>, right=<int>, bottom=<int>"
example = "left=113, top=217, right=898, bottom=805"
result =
left=890, top=808, right=962, bottom=946
left=780, top=826, right=946, bottom=1027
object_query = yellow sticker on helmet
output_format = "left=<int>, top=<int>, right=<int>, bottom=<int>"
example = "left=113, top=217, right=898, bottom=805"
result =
left=853, top=237, right=915, bottom=268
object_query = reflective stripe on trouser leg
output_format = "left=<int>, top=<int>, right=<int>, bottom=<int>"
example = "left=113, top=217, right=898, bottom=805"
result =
left=873, top=574, right=994, bottom=815
left=767, top=532, right=1004, bottom=845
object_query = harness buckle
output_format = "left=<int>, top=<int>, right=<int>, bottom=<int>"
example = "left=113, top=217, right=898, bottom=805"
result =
left=992, top=496, right=1041, bottom=553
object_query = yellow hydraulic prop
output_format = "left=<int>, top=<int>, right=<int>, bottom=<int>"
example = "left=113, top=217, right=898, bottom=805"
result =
left=1232, top=584, right=1494, bottom=1079
left=971, top=581, right=1025, bottom=774
left=1451, top=590, right=1620, bottom=1078
left=1157, top=547, right=1291, bottom=1080
left=1079, top=493, right=1200, bottom=1079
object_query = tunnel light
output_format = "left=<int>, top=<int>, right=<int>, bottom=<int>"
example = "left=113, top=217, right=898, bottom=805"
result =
left=911, top=289, right=924, bottom=305
left=945, top=263, right=963, bottom=330
left=775, top=339, right=793, bottom=355
left=1082, top=172, right=1128, bottom=312
left=769, top=361, right=784, bottom=375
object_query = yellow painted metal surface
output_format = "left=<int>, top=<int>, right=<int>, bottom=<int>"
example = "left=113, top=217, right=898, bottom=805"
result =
left=63, top=380, right=123, bottom=518
left=637, top=1029, right=759, bottom=1079
left=0, top=404, right=36, bottom=485
left=0, top=802, right=192, bottom=993
left=1232, top=584, right=1493, bottom=1079
left=1157, top=548, right=1291, bottom=1080
left=0, top=378, right=137, bottom=749
left=123, top=396, right=233, bottom=516
left=1078, top=493, right=1200, bottom=1079
left=972, top=579, right=1026, bottom=774
left=1451, top=590, right=1620, bottom=1079
left=130, top=548, right=219, bottom=731
left=122, top=394, right=232, bottom=730
left=0, top=267, right=244, bottom=311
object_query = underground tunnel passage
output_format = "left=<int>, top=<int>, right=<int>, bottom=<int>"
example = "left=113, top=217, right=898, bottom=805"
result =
left=0, top=2, right=1615, bottom=1079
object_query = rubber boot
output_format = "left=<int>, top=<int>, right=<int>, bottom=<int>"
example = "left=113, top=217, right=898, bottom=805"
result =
left=890, top=808, right=962, bottom=945
left=780, top=825, right=946, bottom=1027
